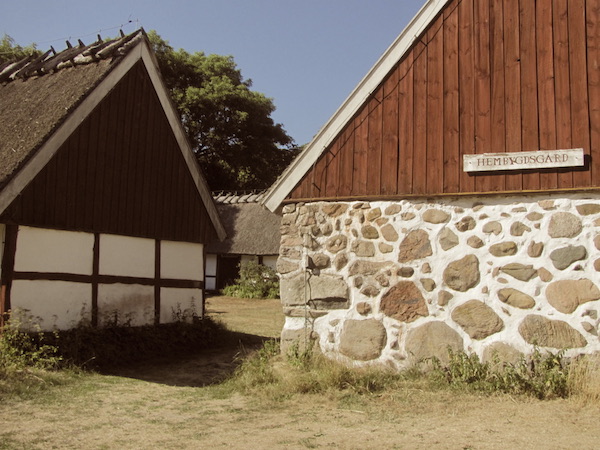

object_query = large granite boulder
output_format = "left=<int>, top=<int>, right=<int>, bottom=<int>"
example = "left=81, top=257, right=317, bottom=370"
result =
left=339, top=319, right=387, bottom=361
left=451, top=300, right=504, bottom=339
left=405, top=321, right=464, bottom=365
left=380, top=281, right=429, bottom=323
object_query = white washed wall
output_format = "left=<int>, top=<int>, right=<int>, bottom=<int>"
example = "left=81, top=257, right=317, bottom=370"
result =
left=11, top=280, right=91, bottom=331
left=161, top=240, right=203, bottom=280
left=97, top=283, right=154, bottom=327
left=160, top=287, right=202, bottom=323
left=99, top=234, right=154, bottom=278
left=9, top=226, right=205, bottom=330
left=14, top=226, right=93, bottom=274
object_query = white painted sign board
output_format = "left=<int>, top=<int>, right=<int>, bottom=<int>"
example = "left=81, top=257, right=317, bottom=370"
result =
left=463, top=148, right=585, bottom=172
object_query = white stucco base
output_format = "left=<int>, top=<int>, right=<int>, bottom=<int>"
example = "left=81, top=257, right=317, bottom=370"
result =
left=11, top=280, right=91, bottom=331
left=160, top=287, right=202, bottom=323
left=97, top=283, right=154, bottom=327
left=6, top=226, right=205, bottom=331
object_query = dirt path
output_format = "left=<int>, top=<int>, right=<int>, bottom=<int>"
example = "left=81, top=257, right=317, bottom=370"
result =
left=1, top=296, right=600, bottom=449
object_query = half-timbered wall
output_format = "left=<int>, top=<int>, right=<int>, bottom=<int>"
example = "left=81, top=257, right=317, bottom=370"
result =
left=6, top=225, right=203, bottom=331
left=1, top=61, right=216, bottom=243
left=290, top=0, right=600, bottom=200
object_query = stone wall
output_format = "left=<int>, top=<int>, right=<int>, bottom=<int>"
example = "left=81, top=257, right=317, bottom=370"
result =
left=276, top=193, right=600, bottom=368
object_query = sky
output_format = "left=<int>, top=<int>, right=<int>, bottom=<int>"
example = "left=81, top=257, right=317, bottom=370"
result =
left=2, top=0, right=426, bottom=146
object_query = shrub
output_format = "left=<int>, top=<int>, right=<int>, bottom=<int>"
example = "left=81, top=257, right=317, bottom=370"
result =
left=222, top=260, right=279, bottom=299
left=0, top=318, right=61, bottom=374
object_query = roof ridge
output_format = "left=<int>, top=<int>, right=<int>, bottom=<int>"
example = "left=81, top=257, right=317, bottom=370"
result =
left=0, top=29, right=146, bottom=83
left=212, top=189, right=268, bottom=204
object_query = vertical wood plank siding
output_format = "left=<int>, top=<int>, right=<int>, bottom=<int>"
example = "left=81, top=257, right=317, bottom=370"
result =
left=2, top=62, right=215, bottom=243
left=289, top=0, right=600, bottom=200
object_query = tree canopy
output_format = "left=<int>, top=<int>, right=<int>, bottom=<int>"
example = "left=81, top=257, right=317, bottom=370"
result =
left=148, top=31, right=297, bottom=191
left=0, top=35, right=38, bottom=65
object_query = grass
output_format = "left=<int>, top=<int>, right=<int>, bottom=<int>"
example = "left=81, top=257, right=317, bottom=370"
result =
left=2, top=297, right=600, bottom=448
left=3, top=295, right=600, bottom=406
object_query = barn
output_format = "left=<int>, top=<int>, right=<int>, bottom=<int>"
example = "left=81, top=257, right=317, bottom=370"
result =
left=0, top=30, right=226, bottom=331
left=264, top=0, right=600, bottom=367
left=205, top=191, right=280, bottom=292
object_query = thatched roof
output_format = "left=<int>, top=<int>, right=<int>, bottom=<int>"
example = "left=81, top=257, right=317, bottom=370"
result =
left=0, top=31, right=144, bottom=190
left=207, top=191, right=281, bottom=255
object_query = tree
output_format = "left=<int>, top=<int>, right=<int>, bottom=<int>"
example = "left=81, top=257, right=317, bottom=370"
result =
left=148, top=31, right=298, bottom=191
left=0, top=35, right=39, bottom=65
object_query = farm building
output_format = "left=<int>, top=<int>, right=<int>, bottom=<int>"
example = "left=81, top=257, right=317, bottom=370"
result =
left=0, top=30, right=226, bottom=331
left=205, top=191, right=280, bottom=292
left=264, top=0, right=600, bottom=367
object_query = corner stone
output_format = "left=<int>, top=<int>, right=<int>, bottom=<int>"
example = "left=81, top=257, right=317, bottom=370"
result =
left=280, top=273, right=350, bottom=309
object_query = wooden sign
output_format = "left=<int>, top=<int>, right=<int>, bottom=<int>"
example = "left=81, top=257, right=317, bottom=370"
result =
left=463, top=148, right=585, bottom=172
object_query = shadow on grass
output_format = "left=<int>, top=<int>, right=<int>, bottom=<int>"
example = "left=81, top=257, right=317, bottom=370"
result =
left=98, top=330, right=275, bottom=388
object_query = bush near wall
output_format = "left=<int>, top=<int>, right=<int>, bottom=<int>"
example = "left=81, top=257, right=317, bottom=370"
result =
left=222, top=260, right=280, bottom=299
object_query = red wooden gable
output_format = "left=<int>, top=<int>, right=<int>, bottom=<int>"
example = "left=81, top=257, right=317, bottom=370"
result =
left=274, top=0, right=600, bottom=205
left=1, top=60, right=218, bottom=243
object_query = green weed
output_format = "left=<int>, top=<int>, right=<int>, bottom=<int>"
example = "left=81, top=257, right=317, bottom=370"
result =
left=430, top=347, right=570, bottom=399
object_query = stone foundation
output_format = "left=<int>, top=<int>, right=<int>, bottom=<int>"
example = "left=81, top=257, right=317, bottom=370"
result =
left=277, top=193, right=600, bottom=368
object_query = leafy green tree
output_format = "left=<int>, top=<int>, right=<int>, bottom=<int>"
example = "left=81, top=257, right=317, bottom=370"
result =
left=148, top=31, right=297, bottom=191
left=0, top=34, right=39, bottom=65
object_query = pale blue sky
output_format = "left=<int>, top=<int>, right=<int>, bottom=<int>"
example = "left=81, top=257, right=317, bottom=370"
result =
left=2, top=0, right=425, bottom=146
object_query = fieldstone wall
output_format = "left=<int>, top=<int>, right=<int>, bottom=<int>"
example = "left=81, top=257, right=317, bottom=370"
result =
left=277, top=193, right=600, bottom=369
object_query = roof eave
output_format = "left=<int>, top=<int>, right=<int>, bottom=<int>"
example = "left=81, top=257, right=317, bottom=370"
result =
left=263, top=0, right=451, bottom=212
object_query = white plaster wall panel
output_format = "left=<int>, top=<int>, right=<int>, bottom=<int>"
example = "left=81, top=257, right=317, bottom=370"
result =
left=99, top=234, right=154, bottom=278
left=10, top=280, right=91, bottom=331
left=262, top=255, right=278, bottom=270
left=161, top=240, right=203, bottom=280
left=160, top=287, right=203, bottom=323
left=98, top=284, right=154, bottom=327
left=13, top=226, right=93, bottom=275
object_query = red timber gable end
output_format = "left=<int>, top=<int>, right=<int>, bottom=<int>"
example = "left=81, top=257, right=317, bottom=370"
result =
left=265, top=0, right=600, bottom=209
left=2, top=60, right=216, bottom=243
left=0, top=32, right=225, bottom=243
